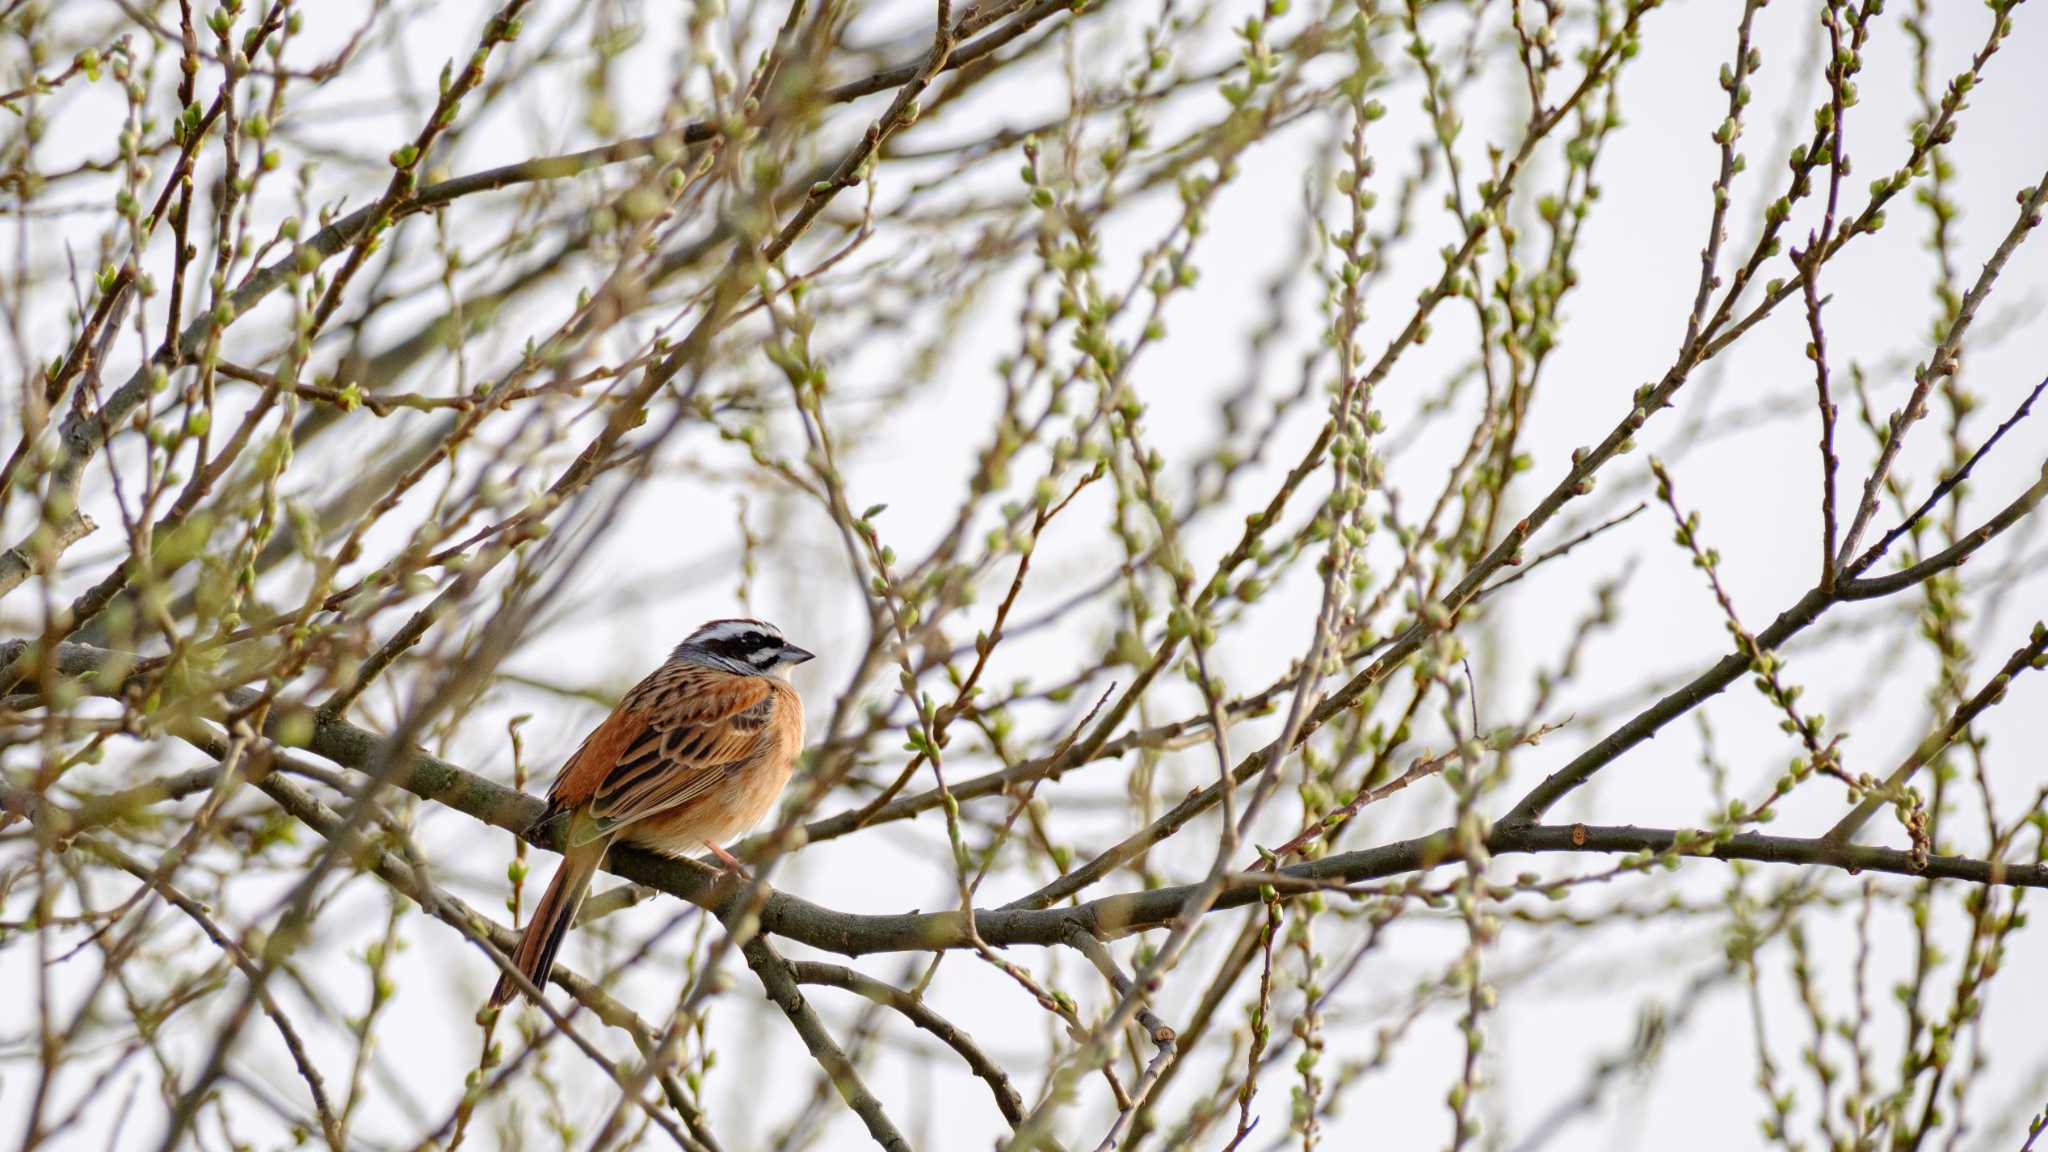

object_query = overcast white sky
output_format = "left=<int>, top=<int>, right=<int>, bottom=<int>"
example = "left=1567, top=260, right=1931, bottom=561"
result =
left=6, top=1, right=2048, bottom=1148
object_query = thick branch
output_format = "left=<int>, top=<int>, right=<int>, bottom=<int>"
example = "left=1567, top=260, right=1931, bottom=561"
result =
left=11, top=641, right=2045, bottom=977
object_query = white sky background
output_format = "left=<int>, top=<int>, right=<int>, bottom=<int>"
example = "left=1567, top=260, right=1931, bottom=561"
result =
left=5, top=0, right=2048, bottom=1149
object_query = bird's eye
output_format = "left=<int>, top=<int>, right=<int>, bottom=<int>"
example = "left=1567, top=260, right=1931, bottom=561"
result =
left=745, top=631, right=764, bottom=646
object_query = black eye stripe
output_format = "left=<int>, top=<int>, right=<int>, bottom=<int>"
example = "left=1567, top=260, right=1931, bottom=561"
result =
left=677, top=622, right=787, bottom=669
left=701, top=634, right=776, bottom=656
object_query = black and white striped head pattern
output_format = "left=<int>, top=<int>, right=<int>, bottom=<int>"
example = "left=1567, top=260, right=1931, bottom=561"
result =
left=672, top=618, right=815, bottom=678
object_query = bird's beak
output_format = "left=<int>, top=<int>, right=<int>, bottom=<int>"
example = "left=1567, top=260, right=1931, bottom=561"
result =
left=782, top=645, right=816, bottom=665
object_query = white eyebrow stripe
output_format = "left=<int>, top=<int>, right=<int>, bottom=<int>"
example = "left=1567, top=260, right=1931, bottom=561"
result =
left=687, top=618, right=783, bottom=645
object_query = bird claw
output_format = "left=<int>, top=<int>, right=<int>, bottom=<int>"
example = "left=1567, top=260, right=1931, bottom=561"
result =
left=705, top=841, right=751, bottom=880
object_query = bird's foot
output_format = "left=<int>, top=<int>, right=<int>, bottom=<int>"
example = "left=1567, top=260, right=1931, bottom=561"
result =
left=705, top=841, right=752, bottom=880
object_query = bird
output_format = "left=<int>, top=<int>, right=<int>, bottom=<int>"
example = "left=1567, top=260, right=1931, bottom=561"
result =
left=489, top=617, right=813, bottom=1007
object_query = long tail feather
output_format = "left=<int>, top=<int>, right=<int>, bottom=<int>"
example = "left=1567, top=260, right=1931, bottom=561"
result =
left=489, top=835, right=610, bottom=1006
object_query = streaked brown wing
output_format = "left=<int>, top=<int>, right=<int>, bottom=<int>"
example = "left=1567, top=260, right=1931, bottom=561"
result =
left=547, top=664, right=776, bottom=841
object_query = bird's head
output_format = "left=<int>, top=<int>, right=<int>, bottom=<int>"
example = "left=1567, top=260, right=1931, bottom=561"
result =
left=673, top=618, right=815, bottom=678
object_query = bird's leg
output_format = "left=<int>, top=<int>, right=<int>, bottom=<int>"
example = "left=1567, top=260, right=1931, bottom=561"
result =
left=704, top=841, right=751, bottom=880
